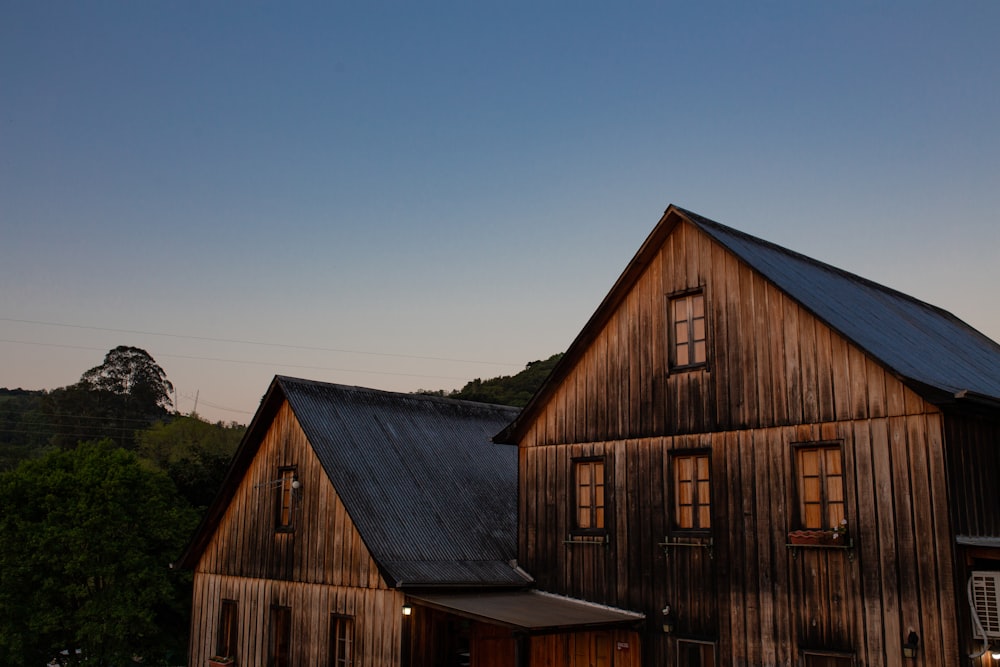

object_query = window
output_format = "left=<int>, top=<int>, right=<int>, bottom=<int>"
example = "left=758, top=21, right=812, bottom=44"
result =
left=270, top=605, right=291, bottom=667
left=573, top=458, right=606, bottom=533
left=677, top=639, right=716, bottom=667
left=276, top=467, right=298, bottom=532
left=802, top=650, right=854, bottom=666
left=670, top=291, right=707, bottom=368
left=795, top=444, right=845, bottom=530
left=216, top=599, right=238, bottom=659
left=329, top=614, right=354, bottom=667
left=673, top=452, right=711, bottom=531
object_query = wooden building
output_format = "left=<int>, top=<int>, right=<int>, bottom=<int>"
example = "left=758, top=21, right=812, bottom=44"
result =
left=179, top=377, right=643, bottom=667
left=495, top=205, right=1000, bottom=666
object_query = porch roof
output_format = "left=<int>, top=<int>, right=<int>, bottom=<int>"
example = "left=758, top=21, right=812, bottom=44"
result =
left=408, top=590, right=645, bottom=633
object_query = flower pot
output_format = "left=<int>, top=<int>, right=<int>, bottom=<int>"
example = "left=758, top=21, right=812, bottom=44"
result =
left=788, top=530, right=825, bottom=545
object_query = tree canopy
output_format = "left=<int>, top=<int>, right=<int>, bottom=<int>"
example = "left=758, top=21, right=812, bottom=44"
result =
left=446, top=353, right=563, bottom=407
left=0, top=440, right=197, bottom=666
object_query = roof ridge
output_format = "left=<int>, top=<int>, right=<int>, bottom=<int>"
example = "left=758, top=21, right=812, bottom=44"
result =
left=674, top=206, right=961, bottom=322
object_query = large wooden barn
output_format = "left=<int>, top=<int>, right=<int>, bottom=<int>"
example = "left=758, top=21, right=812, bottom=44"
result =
left=495, top=205, right=1000, bottom=666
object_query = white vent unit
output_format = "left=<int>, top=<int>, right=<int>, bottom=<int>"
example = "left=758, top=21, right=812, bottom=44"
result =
left=971, top=571, right=1000, bottom=639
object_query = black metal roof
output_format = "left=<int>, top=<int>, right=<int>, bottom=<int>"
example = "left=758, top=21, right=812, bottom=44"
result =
left=678, top=207, right=1000, bottom=404
left=179, top=376, right=527, bottom=588
left=276, top=377, right=526, bottom=587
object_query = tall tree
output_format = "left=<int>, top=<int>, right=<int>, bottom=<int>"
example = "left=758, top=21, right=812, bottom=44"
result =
left=80, top=345, right=174, bottom=415
left=45, top=346, right=174, bottom=449
left=0, top=440, right=197, bottom=666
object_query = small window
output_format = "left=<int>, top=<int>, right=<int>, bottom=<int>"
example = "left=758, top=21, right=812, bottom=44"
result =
left=276, top=467, right=298, bottom=532
left=573, top=458, right=606, bottom=533
left=795, top=444, right=845, bottom=530
left=677, top=638, right=716, bottom=666
left=270, top=605, right=292, bottom=667
left=802, top=650, right=854, bottom=666
left=672, top=452, right=711, bottom=532
left=216, top=599, right=238, bottom=660
left=329, top=614, right=354, bottom=667
left=670, top=291, right=707, bottom=369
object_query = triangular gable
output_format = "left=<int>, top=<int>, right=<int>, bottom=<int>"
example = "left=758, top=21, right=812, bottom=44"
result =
left=497, top=205, right=1000, bottom=443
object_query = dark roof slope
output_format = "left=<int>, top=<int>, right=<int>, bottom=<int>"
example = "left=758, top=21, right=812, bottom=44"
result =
left=678, top=207, right=1000, bottom=403
left=181, top=377, right=527, bottom=588
left=497, top=205, right=1000, bottom=443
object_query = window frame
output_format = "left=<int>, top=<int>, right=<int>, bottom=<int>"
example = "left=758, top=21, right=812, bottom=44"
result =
left=668, top=289, right=709, bottom=371
left=801, top=649, right=856, bottom=666
left=676, top=638, right=717, bottom=667
left=571, top=457, right=607, bottom=537
left=215, top=599, right=238, bottom=660
left=270, top=605, right=292, bottom=667
left=329, top=613, right=354, bottom=667
left=275, top=466, right=298, bottom=533
left=792, top=442, right=846, bottom=531
left=670, top=449, right=712, bottom=535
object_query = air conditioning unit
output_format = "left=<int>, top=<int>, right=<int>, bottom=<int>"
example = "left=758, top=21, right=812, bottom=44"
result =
left=971, top=571, right=1000, bottom=639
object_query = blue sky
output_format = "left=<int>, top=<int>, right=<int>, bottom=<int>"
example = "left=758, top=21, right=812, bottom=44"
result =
left=2, top=2, right=998, bottom=423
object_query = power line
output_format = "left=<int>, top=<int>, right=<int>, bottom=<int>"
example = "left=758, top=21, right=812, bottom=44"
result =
left=0, top=339, right=487, bottom=382
left=0, top=317, right=524, bottom=368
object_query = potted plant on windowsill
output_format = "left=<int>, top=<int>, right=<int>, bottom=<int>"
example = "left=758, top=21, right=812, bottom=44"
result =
left=208, top=656, right=234, bottom=667
left=788, top=519, right=849, bottom=546
left=787, top=529, right=827, bottom=545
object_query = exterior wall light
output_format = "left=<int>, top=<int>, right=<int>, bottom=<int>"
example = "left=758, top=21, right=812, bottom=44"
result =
left=990, top=640, right=1000, bottom=661
left=661, top=605, right=674, bottom=634
left=902, top=631, right=919, bottom=658
left=402, top=604, right=412, bottom=616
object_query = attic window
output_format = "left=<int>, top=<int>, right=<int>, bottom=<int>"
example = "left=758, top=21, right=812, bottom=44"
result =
left=276, top=467, right=298, bottom=532
left=669, top=291, right=707, bottom=369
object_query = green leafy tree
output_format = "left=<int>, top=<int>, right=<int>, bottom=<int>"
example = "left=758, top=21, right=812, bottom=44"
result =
left=138, top=414, right=245, bottom=510
left=44, top=346, right=174, bottom=449
left=0, top=440, right=198, bottom=666
left=79, top=345, right=173, bottom=416
left=449, top=353, right=564, bottom=407
left=0, top=388, right=53, bottom=469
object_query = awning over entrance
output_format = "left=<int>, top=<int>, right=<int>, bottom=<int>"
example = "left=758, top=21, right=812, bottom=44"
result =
left=408, top=590, right=645, bottom=633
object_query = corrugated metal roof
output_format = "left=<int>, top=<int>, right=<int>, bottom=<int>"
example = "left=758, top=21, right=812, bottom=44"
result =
left=679, top=208, right=1000, bottom=403
left=277, top=377, right=528, bottom=587
left=409, top=590, right=645, bottom=632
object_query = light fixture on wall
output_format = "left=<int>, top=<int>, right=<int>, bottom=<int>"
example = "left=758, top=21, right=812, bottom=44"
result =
left=402, top=604, right=412, bottom=616
left=902, top=631, right=919, bottom=658
left=990, top=640, right=1000, bottom=661
left=661, top=605, right=674, bottom=634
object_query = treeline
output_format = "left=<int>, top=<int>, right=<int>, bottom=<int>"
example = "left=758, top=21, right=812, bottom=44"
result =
left=0, top=346, right=244, bottom=666
left=421, top=352, right=563, bottom=407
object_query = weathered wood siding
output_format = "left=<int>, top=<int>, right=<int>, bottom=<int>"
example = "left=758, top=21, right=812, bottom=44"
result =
left=529, top=629, right=642, bottom=667
left=518, top=220, right=932, bottom=449
left=521, top=418, right=957, bottom=665
left=189, top=401, right=401, bottom=666
left=517, top=221, right=963, bottom=665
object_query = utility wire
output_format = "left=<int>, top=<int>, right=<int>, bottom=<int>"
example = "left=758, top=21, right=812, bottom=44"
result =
left=0, top=317, right=524, bottom=368
left=0, top=339, right=483, bottom=382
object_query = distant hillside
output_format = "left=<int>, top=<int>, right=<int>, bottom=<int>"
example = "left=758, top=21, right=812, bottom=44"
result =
left=421, top=353, right=563, bottom=408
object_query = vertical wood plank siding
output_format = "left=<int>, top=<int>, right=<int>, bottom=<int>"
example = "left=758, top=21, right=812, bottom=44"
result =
left=189, top=402, right=402, bottom=667
left=517, top=221, right=962, bottom=665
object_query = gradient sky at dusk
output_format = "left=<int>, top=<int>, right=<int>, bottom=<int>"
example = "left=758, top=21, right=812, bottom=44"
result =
left=2, top=2, right=998, bottom=423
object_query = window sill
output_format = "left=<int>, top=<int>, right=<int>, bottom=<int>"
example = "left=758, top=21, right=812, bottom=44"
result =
left=659, top=536, right=713, bottom=559
left=786, top=535, right=854, bottom=561
left=564, top=534, right=609, bottom=546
